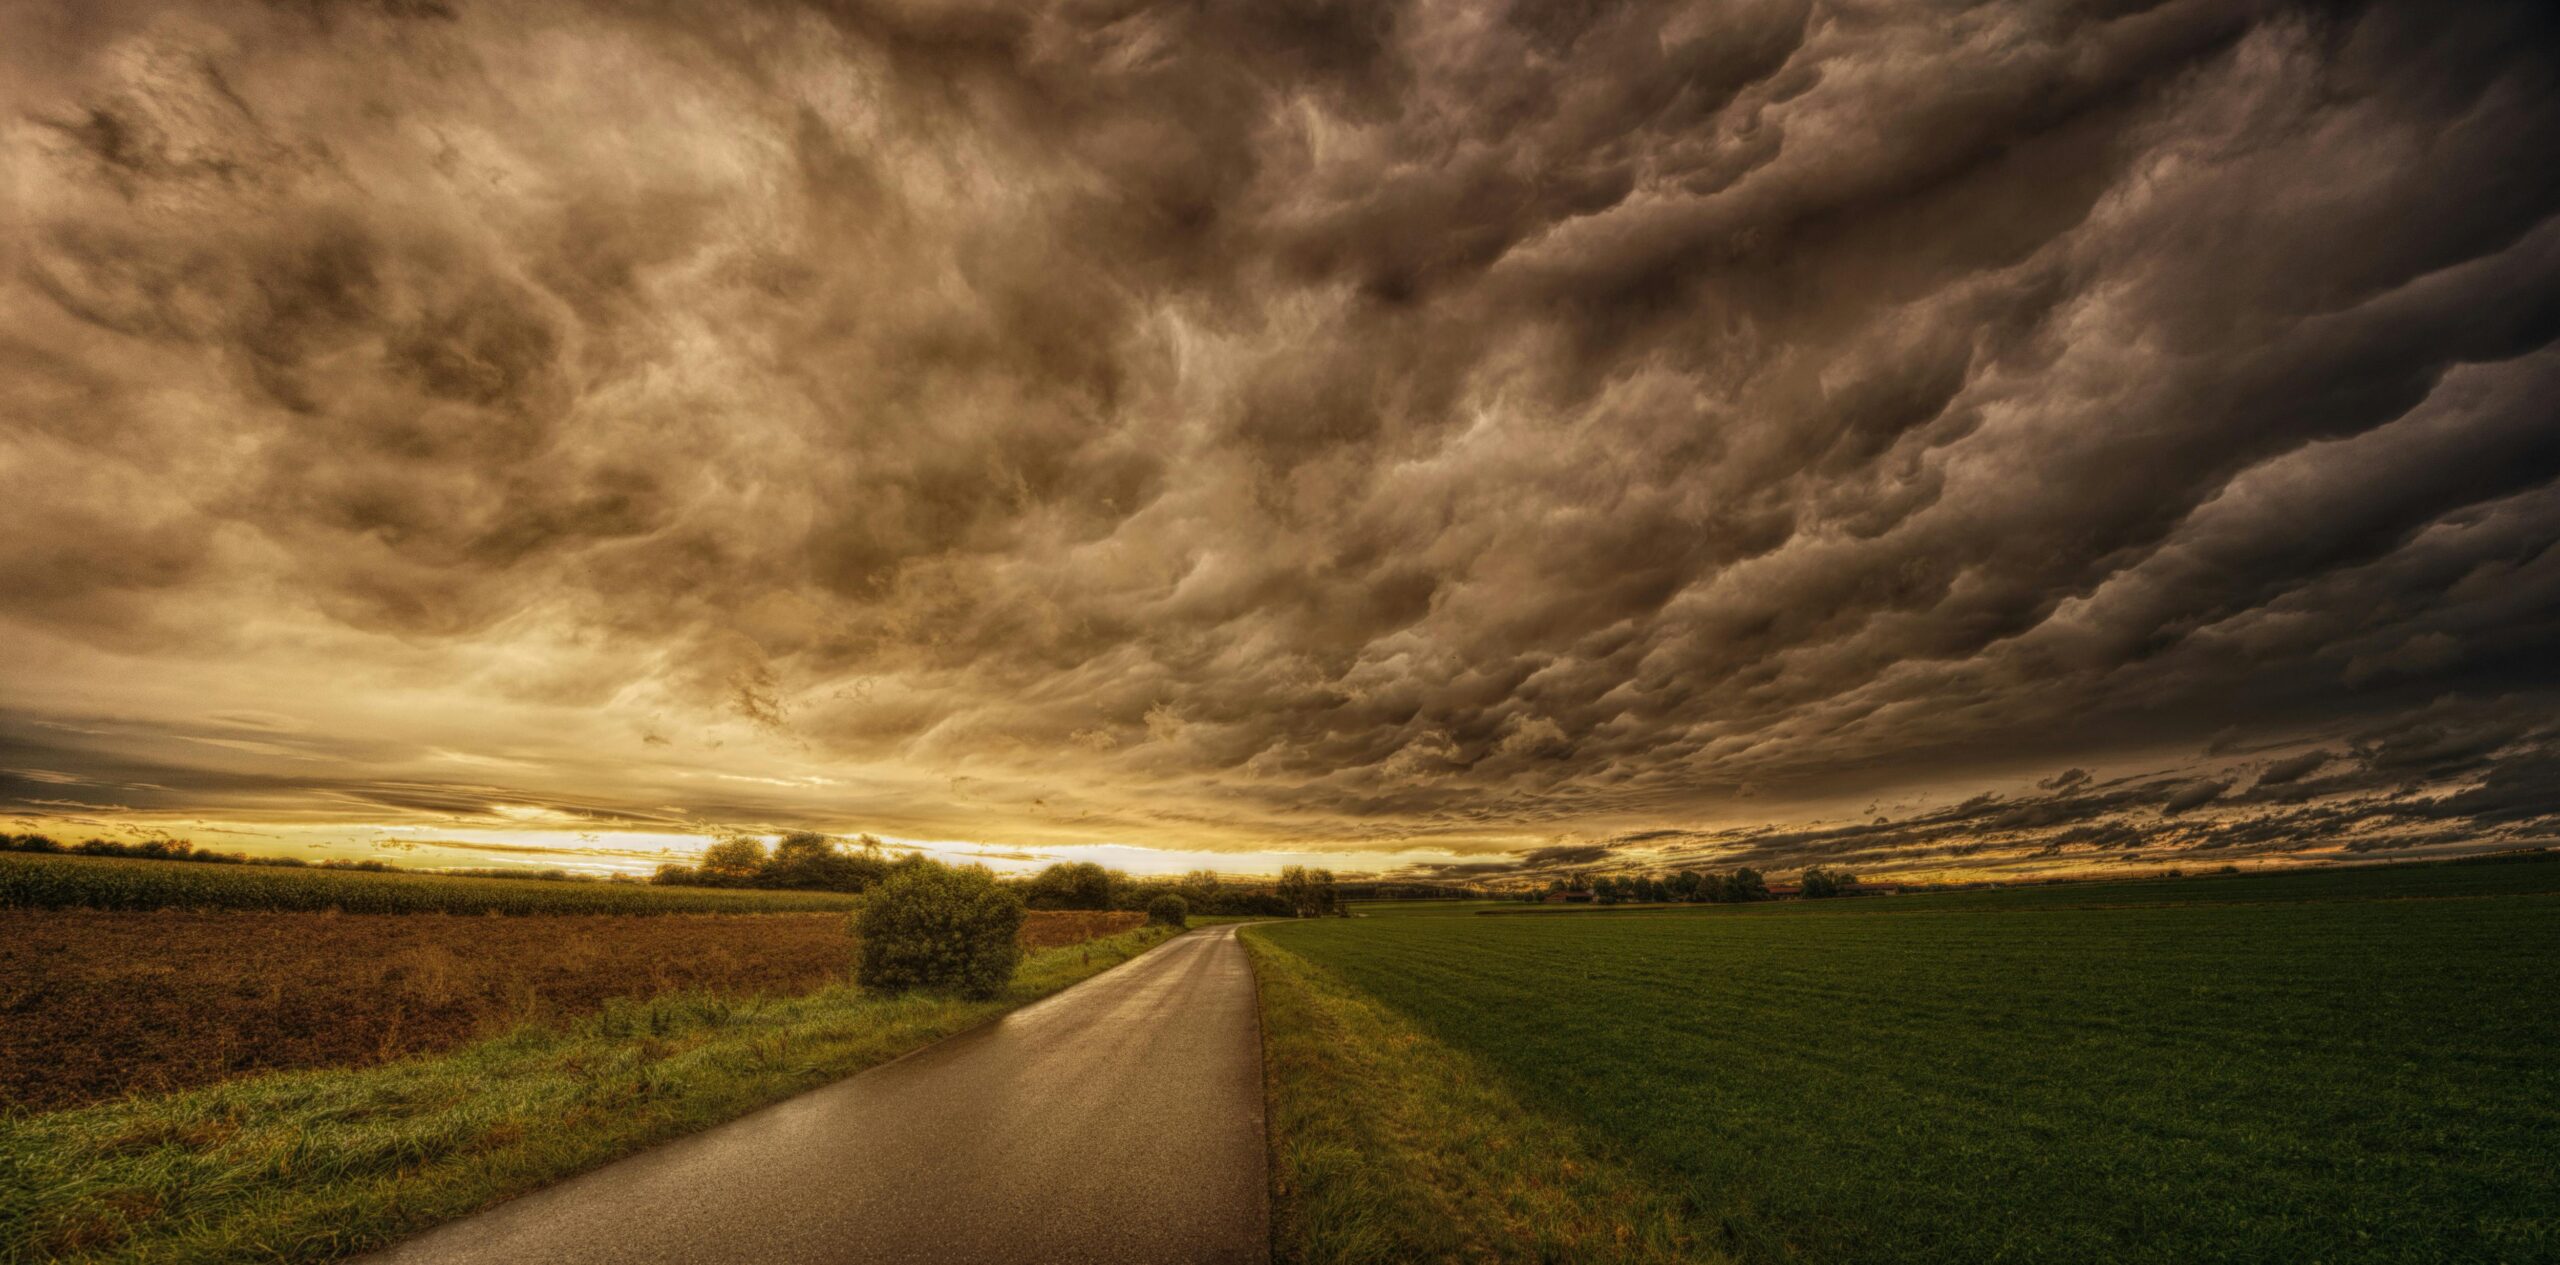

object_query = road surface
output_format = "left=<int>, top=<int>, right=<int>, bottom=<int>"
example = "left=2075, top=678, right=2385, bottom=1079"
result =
left=367, top=924, right=1269, bottom=1265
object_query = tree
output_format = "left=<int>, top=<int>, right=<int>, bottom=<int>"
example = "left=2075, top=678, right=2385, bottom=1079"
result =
left=855, top=863, right=1025, bottom=997
left=1724, top=867, right=1770, bottom=902
left=696, top=837, right=769, bottom=887
left=1278, top=866, right=1338, bottom=917
left=1147, top=894, right=1189, bottom=928
left=1177, top=869, right=1222, bottom=910
left=649, top=862, right=701, bottom=886
left=1025, top=861, right=1116, bottom=910
left=1801, top=866, right=1860, bottom=899
left=1276, top=866, right=1308, bottom=916
left=758, top=831, right=891, bottom=892
left=1669, top=870, right=1703, bottom=902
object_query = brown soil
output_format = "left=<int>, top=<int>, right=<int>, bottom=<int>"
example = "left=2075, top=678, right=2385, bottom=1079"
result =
left=0, top=908, right=1142, bottom=1112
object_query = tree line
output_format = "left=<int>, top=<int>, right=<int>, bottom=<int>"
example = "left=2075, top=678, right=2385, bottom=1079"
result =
left=649, top=834, right=1347, bottom=917
left=1537, top=864, right=1861, bottom=904
left=1017, top=859, right=1344, bottom=918
left=1, top=833, right=410, bottom=873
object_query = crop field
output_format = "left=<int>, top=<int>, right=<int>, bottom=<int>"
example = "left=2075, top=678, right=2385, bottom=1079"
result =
left=1, top=908, right=1142, bottom=1110
left=0, top=852, right=875, bottom=915
left=1255, top=862, right=2560, bottom=1263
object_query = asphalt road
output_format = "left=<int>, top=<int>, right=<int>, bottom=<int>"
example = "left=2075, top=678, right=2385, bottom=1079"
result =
left=366, top=924, right=1270, bottom=1265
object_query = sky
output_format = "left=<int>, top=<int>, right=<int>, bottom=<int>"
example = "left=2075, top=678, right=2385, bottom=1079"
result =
left=4, top=0, right=2558, bottom=884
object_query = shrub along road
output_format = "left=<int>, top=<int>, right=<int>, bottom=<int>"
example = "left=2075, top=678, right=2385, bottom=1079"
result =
left=363, top=924, right=1270, bottom=1265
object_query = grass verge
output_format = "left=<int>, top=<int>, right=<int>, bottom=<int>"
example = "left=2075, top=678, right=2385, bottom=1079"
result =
left=0, top=926, right=1176, bottom=1263
left=1244, top=931, right=1721, bottom=1265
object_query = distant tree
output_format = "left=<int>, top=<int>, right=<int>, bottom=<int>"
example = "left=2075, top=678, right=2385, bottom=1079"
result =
left=1725, top=867, right=1771, bottom=902
left=855, top=863, right=1025, bottom=997
left=694, top=837, right=769, bottom=887
left=1104, top=869, right=1149, bottom=911
left=1277, top=866, right=1310, bottom=916
left=1800, top=866, right=1859, bottom=899
left=1025, top=861, right=1116, bottom=910
left=1147, top=894, right=1189, bottom=928
left=1592, top=876, right=1624, bottom=905
left=1218, top=889, right=1294, bottom=917
left=649, top=862, right=700, bottom=886
left=757, top=831, right=890, bottom=892
left=1177, top=869, right=1222, bottom=910
left=1669, top=870, right=1703, bottom=902
left=1277, top=866, right=1339, bottom=917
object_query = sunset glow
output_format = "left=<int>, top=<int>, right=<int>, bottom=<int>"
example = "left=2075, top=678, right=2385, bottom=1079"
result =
left=5, top=1, right=2557, bottom=884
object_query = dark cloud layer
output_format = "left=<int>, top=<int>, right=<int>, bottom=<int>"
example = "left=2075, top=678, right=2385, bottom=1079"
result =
left=4, top=0, right=2559, bottom=874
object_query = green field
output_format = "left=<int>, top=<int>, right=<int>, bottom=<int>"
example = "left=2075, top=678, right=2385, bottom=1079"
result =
left=0, top=852, right=866, bottom=915
left=1257, top=861, right=2560, bottom=1263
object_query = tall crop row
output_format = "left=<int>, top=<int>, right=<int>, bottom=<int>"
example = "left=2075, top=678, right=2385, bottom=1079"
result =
left=0, top=853, right=865, bottom=916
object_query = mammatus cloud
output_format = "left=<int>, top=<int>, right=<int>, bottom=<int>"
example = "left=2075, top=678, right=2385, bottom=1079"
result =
left=3, top=0, right=2558, bottom=877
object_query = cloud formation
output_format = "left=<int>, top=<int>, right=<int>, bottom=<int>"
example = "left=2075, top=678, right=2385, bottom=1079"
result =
left=3, top=0, right=2558, bottom=876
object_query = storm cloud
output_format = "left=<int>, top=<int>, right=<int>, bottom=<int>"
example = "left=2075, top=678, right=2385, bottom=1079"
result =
left=4, top=0, right=2558, bottom=876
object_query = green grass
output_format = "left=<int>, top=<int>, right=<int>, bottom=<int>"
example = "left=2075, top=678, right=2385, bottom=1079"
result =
left=1247, top=934, right=1716, bottom=1264
left=1256, top=863, right=2560, bottom=1264
left=0, top=927, right=1178, bottom=1263
left=0, top=853, right=866, bottom=915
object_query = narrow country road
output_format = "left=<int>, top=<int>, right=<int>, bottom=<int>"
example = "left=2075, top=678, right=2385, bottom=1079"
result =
left=366, top=924, right=1269, bottom=1265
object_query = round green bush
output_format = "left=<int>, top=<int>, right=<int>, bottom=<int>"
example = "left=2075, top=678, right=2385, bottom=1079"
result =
left=1146, top=893, right=1188, bottom=928
left=854, top=864, right=1024, bottom=997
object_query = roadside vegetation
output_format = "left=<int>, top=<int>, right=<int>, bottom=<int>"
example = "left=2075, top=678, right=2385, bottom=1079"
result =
left=854, top=864, right=1025, bottom=997
left=1, top=907, right=1139, bottom=1111
left=0, top=922, right=1180, bottom=1263
left=1254, top=860, right=2560, bottom=1263
left=1246, top=935, right=1714, bottom=1264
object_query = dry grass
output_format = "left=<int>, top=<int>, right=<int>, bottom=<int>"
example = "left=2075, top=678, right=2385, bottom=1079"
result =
left=1, top=908, right=1142, bottom=1111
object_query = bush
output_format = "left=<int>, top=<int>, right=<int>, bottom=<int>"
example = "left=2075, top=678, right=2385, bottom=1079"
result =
left=1147, top=894, right=1188, bottom=928
left=855, top=864, right=1025, bottom=998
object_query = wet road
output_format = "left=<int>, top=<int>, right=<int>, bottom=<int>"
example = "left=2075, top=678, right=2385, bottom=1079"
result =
left=367, top=925, right=1269, bottom=1265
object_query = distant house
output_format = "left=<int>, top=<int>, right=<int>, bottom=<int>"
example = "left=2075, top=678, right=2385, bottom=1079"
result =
left=1542, top=890, right=1593, bottom=904
left=1766, top=883, right=1802, bottom=899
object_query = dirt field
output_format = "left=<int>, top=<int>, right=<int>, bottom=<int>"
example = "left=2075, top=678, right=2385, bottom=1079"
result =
left=0, top=908, right=1143, bottom=1111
